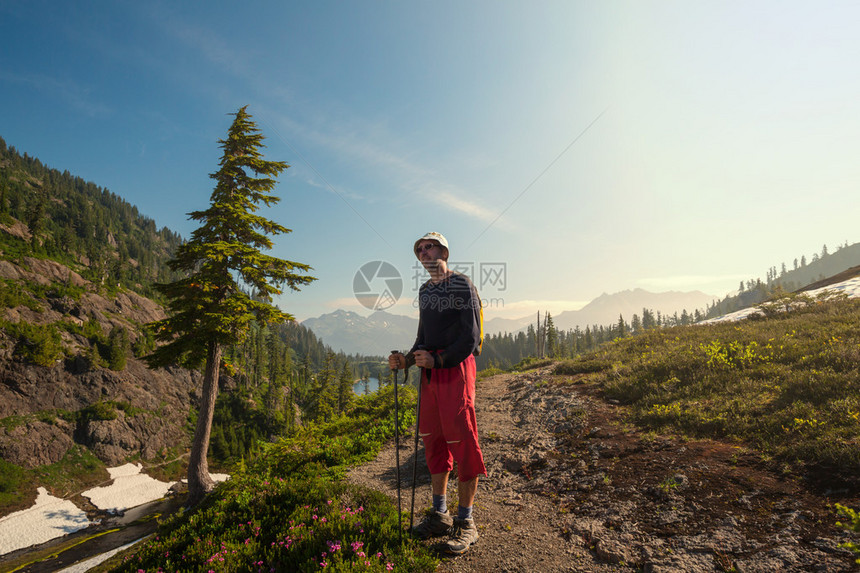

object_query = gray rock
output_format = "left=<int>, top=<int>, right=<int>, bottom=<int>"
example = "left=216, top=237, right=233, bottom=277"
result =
left=0, top=419, right=75, bottom=468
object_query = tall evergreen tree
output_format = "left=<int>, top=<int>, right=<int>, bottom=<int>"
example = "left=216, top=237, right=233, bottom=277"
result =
left=145, top=106, right=316, bottom=505
left=311, top=352, right=338, bottom=422
left=337, top=360, right=355, bottom=413
left=631, top=313, right=642, bottom=333
left=107, top=326, right=129, bottom=371
left=545, top=312, right=558, bottom=357
left=616, top=314, right=627, bottom=338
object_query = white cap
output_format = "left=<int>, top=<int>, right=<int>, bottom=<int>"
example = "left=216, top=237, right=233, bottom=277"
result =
left=414, top=232, right=449, bottom=258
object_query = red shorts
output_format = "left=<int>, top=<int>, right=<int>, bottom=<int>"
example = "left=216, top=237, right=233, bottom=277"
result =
left=418, top=354, right=487, bottom=483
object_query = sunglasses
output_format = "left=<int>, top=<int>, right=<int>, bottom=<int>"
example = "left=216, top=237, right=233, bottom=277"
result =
left=415, top=243, right=439, bottom=254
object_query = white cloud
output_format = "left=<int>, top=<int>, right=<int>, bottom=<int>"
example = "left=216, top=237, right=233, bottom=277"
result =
left=434, top=190, right=496, bottom=222
left=150, top=13, right=511, bottom=228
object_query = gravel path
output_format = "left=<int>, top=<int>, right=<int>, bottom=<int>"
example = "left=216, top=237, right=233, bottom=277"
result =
left=346, top=367, right=858, bottom=572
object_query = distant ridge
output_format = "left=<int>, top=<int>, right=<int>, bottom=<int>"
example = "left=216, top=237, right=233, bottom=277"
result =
left=553, top=289, right=715, bottom=332
left=301, top=289, right=716, bottom=355
left=482, top=289, right=717, bottom=336
left=301, top=310, right=417, bottom=357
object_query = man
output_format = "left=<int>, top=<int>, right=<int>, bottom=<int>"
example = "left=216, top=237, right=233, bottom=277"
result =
left=389, top=231, right=486, bottom=555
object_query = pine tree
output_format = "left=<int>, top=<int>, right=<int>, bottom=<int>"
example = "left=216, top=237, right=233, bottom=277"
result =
left=145, top=106, right=316, bottom=505
left=545, top=312, right=558, bottom=357
left=616, top=314, right=627, bottom=338
left=642, top=308, right=656, bottom=330
left=0, top=181, right=8, bottom=216
left=312, top=352, right=338, bottom=422
left=337, top=360, right=355, bottom=413
left=107, top=326, right=129, bottom=371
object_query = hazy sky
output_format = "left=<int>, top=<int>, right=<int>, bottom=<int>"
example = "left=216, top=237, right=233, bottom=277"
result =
left=2, top=1, right=858, bottom=321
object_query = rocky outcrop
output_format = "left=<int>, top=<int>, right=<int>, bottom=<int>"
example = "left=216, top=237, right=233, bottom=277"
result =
left=0, top=419, right=75, bottom=468
left=0, top=256, right=205, bottom=469
left=80, top=410, right=186, bottom=466
left=0, top=357, right=202, bottom=468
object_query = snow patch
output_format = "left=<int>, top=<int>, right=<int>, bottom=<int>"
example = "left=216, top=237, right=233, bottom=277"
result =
left=82, top=463, right=175, bottom=512
left=703, top=276, right=860, bottom=324
left=0, top=487, right=91, bottom=556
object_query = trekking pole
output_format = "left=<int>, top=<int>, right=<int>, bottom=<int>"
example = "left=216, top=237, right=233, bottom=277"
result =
left=409, top=363, right=421, bottom=533
left=389, top=351, right=403, bottom=543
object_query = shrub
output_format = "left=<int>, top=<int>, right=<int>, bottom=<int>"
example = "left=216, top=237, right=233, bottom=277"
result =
left=7, top=322, right=63, bottom=366
left=105, top=383, right=436, bottom=573
left=836, top=504, right=860, bottom=565
left=512, top=357, right=553, bottom=371
left=79, top=401, right=118, bottom=424
left=477, top=366, right=505, bottom=380
left=554, top=357, right=611, bottom=375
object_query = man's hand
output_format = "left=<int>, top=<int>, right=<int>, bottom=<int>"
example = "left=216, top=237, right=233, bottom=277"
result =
left=413, top=349, right=434, bottom=369
left=388, top=352, right=406, bottom=370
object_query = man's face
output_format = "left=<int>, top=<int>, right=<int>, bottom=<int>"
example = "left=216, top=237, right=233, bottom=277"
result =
left=415, top=240, right=445, bottom=268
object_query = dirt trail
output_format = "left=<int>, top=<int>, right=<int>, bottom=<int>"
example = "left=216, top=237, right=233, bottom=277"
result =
left=346, top=367, right=858, bottom=572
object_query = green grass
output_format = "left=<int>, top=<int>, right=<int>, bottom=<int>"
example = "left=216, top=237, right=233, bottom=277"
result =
left=511, top=357, right=554, bottom=371
left=94, top=384, right=436, bottom=573
left=477, top=366, right=505, bottom=380
left=0, top=458, right=29, bottom=508
left=33, top=445, right=108, bottom=498
left=836, top=504, right=860, bottom=564
left=558, top=296, right=860, bottom=481
left=0, top=444, right=110, bottom=515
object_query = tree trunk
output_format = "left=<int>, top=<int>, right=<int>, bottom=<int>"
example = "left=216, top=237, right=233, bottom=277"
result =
left=187, top=340, right=221, bottom=506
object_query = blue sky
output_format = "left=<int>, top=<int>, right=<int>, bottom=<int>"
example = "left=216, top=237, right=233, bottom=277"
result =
left=2, top=1, right=859, bottom=321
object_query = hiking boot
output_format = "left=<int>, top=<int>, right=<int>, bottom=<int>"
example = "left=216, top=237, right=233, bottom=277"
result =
left=444, top=517, right=478, bottom=555
left=411, top=510, right=453, bottom=540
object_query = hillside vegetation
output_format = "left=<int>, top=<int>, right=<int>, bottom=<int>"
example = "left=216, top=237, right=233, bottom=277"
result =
left=94, top=384, right=437, bottom=573
left=476, top=242, right=860, bottom=372
left=557, top=293, right=860, bottom=485
left=77, top=293, right=860, bottom=571
left=0, top=136, right=183, bottom=295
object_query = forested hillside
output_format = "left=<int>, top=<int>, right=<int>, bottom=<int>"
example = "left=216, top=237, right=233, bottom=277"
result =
left=0, top=136, right=386, bottom=485
left=0, top=136, right=183, bottom=296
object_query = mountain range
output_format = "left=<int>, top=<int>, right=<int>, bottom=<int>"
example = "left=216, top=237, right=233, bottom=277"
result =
left=301, top=309, right=418, bottom=357
left=301, top=288, right=717, bottom=357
